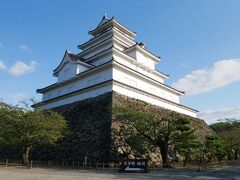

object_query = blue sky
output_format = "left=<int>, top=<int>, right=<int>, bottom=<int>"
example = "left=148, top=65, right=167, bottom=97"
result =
left=1, top=0, right=240, bottom=124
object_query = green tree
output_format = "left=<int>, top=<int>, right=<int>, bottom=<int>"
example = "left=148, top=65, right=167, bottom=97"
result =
left=204, top=135, right=225, bottom=162
left=0, top=102, right=68, bottom=165
left=174, top=130, right=200, bottom=166
left=125, top=134, right=150, bottom=156
left=210, top=120, right=240, bottom=160
left=115, top=106, right=196, bottom=168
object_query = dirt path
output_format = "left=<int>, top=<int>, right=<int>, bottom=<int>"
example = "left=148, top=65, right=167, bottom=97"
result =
left=0, top=166, right=239, bottom=180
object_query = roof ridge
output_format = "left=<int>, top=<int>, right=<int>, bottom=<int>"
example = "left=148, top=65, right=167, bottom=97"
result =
left=89, top=17, right=136, bottom=37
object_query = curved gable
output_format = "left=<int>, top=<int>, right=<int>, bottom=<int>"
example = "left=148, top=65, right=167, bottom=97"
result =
left=53, top=50, right=94, bottom=83
left=53, top=50, right=94, bottom=76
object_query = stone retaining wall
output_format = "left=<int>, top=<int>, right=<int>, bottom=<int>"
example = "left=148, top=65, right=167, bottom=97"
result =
left=49, top=92, right=212, bottom=163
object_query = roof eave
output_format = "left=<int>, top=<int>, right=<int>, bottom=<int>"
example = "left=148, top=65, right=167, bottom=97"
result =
left=112, top=49, right=184, bottom=95
left=123, top=45, right=160, bottom=62
left=53, top=50, right=68, bottom=74
left=135, top=45, right=160, bottom=62
left=53, top=50, right=93, bottom=76
left=96, top=15, right=111, bottom=27
left=112, top=19, right=136, bottom=36
left=88, top=17, right=114, bottom=35
left=153, top=70, right=170, bottom=79
left=37, top=59, right=114, bottom=93
left=89, top=18, right=136, bottom=37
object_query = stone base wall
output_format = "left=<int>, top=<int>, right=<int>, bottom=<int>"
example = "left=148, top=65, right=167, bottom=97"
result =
left=111, top=92, right=213, bottom=163
left=52, top=92, right=113, bottom=163
left=42, top=91, right=213, bottom=163
left=112, top=92, right=212, bottom=142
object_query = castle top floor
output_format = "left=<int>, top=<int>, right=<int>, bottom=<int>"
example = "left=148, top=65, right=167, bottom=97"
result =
left=53, top=15, right=167, bottom=83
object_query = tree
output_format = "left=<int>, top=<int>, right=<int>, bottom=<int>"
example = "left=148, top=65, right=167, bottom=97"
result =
left=204, top=135, right=225, bottom=162
left=0, top=102, right=68, bottom=165
left=210, top=120, right=240, bottom=160
left=114, top=106, right=196, bottom=168
left=174, top=130, right=200, bottom=166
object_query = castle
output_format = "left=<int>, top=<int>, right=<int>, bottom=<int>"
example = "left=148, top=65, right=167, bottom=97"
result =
left=32, top=16, right=207, bottom=163
left=34, top=15, right=197, bottom=117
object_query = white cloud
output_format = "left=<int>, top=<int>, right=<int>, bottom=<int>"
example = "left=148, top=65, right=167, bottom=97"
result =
left=20, top=44, right=30, bottom=51
left=9, top=61, right=37, bottom=76
left=0, top=61, right=7, bottom=70
left=172, top=59, right=240, bottom=95
left=0, top=93, right=28, bottom=107
left=9, top=93, right=28, bottom=104
left=198, top=106, right=240, bottom=125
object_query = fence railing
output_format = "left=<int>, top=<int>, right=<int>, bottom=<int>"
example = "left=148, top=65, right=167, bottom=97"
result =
left=0, top=159, right=24, bottom=168
left=0, top=159, right=239, bottom=171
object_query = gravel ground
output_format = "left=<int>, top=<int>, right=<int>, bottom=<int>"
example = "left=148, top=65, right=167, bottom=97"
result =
left=0, top=166, right=239, bottom=180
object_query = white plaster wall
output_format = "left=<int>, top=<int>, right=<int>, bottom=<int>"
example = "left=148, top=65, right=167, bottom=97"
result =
left=127, top=50, right=137, bottom=59
left=136, top=50, right=155, bottom=69
left=113, top=40, right=126, bottom=51
left=39, top=84, right=112, bottom=110
left=112, top=28, right=136, bottom=47
left=113, top=26, right=134, bottom=40
left=80, top=28, right=135, bottom=51
left=126, top=50, right=155, bottom=70
left=90, top=53, right=113, bottom=66
left=112, top=84, right=196, bottom=117
left=58, top=62, right=78, bottom=83
left=112, top=66, right=179, bottom=103
left=77, top=64, right=90, bottom=74
left=80, top=37, right=129, bottom=61
left=113, top=52, right=165, bottom=83
left=79, top=41, right=113, bottom=59
left=80, top=30, right=112, bottom=51
left=43, top=67, right=112, bottom=101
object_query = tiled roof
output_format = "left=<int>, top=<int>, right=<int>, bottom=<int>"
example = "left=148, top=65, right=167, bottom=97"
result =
left=66, top=50, right=84, bottom=61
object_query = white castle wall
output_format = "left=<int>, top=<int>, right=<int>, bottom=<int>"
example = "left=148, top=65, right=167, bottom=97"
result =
left=40, top=63, right=196, bottom=117
left=112, top=65, right=179, bottom=103
left=136, top=50, right=155, bottom=69
left=79, top=40, right=113, bottom=59
left=58, top=62, right=78, bottom=83
left=113, top=51, right=165, bottom=83
left=43, top=66, right=112, bottom=101
left=112, top=83, right=196, bottom=117
left=79, top=29, right=112, bottom=50
left=112, top=28, right=135, bottom=46
left=39, top=84, right=113, bottom=110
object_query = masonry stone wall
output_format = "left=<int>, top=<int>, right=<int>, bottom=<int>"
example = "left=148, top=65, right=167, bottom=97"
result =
left=112, top=92, right=212, bottom=141
left=111, top=92, right=213, bottom=163
left=44, top=92, right=213, bottom=163
left=52, top=93, right=113, bottom=163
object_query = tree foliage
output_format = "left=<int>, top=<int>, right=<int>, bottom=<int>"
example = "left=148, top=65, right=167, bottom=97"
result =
left=210, top=119, right=240, bottom=160
left=0, top=102, right=68, bottom=165
left=174, top=129, right=200, bottom=166
left=204, top=135, right=225, bottom=162
left=114, top=106, right=197, bottom=167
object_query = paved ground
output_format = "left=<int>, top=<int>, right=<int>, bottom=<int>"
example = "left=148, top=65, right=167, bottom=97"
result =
left=0, top=166, right=239, bottom=180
